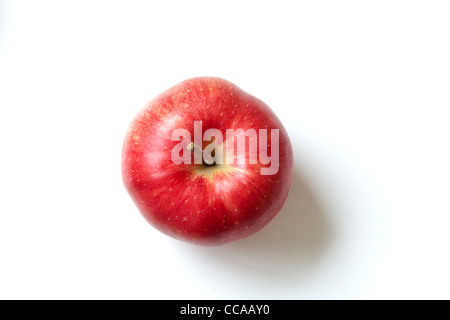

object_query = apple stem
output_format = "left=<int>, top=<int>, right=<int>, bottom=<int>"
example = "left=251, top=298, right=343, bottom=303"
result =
left=187, top=142, right=214, bottom=166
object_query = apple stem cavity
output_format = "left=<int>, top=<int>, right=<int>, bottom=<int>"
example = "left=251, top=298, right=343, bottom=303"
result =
left=187, top=142, right=215, bottom=166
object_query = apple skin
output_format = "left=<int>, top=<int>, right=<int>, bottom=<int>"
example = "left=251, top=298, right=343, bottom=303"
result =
left=122, top=77, right=293, bottom=246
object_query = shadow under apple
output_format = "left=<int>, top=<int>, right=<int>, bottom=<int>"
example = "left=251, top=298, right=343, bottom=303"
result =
left=172, top=166, right=334, bottom=289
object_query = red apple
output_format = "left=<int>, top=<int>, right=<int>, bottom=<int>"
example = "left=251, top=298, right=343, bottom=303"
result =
left=122, top=77, right=293, bottom=246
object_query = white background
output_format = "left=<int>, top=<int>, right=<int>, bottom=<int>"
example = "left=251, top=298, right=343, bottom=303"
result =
left=0, top=1, right=449, bottom=300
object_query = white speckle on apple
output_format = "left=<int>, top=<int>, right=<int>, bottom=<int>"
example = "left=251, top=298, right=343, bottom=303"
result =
left=256, top=207, right=259, bottom=210
left=171, top=203, right=174, bottom=206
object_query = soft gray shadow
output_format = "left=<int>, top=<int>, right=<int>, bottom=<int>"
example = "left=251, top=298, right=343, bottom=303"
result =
left=172, top=166, right=334, bottom=283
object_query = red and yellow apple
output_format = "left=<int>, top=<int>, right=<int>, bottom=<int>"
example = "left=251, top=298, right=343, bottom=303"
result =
left=122, top=77, right=292, bottom=246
